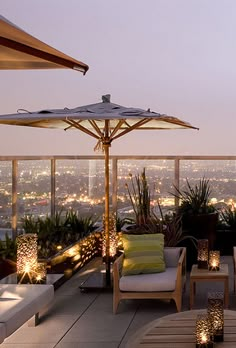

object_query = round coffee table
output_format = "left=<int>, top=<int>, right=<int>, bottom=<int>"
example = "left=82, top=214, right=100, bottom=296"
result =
left=126, top=309, right=236, bottom=347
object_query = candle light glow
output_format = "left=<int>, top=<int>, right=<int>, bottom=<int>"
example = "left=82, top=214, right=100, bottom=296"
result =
left=209, top=251, right=220, bottom=271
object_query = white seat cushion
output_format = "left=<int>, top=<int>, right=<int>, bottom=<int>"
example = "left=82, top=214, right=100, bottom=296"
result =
left=119, top=267, right=177, bottom=292
left=0, top=284, right=54, bottom=337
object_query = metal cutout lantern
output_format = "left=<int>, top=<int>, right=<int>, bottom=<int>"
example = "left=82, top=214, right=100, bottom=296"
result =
left=197, top=239, right=209, bottom=269
left=16, top=233, right=38, bottom=284
left=208, top=291, right=224, bottom=342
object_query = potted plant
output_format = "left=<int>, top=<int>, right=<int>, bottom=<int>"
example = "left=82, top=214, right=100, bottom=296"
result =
left=172, top=177, right=218, bottom=246
left=162, top=213, right=197, bottom=248
left=124, top=168, right=161, bottom=234
left=171, top=177, right=218, bottom=268
left=216, top=205, right=236, bottom=255
left=220, top=206, right=236, bottom=230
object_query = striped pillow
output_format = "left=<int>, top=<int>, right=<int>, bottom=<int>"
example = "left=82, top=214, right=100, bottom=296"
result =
left=122, top=233, right=165, bottom=276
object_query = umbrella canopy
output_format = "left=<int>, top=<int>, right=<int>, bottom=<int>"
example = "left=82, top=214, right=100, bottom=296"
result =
left=0, top=94, right=198, bottom=287
left=0, top=93, right=197, bottom=133
left=0, top=15, right=89, bottom=74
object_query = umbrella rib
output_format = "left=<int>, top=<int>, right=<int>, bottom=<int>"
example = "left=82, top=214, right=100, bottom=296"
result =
left=0, top=37, right=89, bottom=74
left=163, top=118, right=199, bottom=129
left=109, top=119, right=126, bottom=139
left=111, top=118, right=151, bottom=141
left=65, top=119, right=100, bottom=140
left=88, top=120, right=104, bottom=138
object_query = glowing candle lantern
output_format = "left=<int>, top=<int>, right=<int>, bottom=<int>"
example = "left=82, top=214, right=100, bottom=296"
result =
left=195, top=313, right=214, bottom=348
left=197, top=239, right=209, bottom=269
left=16, top=233, right=38, bottom=284
left=208, top=292, right=224, bottom=342
left=209, top=251, right=220, bottom=271
left=33, top=262, right=47, bottom=284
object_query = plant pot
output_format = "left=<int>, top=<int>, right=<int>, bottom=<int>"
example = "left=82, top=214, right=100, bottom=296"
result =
left=215, top=229, right=236, bottom=255
left=183, top=212, right=218, bottom=250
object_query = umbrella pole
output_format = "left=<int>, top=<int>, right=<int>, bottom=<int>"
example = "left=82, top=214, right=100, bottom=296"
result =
left=103, top=128, right=111, bottom=287
left=79, top=140, right=111, bottom=291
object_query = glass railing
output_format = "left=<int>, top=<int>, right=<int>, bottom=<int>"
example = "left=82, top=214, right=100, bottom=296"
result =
left=1, top=155, right=236, bottom=239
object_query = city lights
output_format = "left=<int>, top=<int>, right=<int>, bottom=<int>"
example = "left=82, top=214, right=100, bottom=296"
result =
left=0, top=158, right=236, bottom=233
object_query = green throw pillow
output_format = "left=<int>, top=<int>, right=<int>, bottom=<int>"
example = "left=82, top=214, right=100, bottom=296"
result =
left=122, top=233, right=165, bottom=276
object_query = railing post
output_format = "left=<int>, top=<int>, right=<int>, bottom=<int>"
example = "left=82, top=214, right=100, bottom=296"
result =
left=174, top=158, right=180, bottom=209
left=12, top=160, right=18, bottom=239
left=112, top=157, right=118, bottom=215
left=51, top=159, right=56, bottom=217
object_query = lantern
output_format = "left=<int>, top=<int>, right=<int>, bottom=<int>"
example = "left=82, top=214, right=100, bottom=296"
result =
left=195, top=313, right=214, bottom=347
left=209, top=251, right=220, bottom=271
left=197, top=239, right=209, bottom=269
left=208, top=292, right=224, bottom=342
left=16, top=233, right=38, bottom=284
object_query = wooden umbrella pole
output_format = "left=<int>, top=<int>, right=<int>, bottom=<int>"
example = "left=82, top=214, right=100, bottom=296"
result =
left=104, top=121, right=111, bottom=287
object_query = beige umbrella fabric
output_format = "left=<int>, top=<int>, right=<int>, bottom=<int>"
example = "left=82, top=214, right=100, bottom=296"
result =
left=0, top=15, right=89, bottom=74
left=0, top=94, right=198, bottom=287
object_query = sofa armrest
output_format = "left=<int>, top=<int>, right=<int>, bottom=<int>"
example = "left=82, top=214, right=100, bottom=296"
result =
left=176, top=247, right=186, bottom=291
left=113, top=254, right=123, bottom=290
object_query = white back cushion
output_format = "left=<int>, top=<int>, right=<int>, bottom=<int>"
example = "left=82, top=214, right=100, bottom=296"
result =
left=164, top=247, right=180, bottom=267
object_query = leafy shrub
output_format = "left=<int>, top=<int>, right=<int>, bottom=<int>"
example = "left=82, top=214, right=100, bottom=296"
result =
left=21, top=209, right=96, bottom=258
left=0, top=234, right=17, bottom=260
left=171, top=177, right=215, bottom=215
left=220, top=206, right=236, bottom=229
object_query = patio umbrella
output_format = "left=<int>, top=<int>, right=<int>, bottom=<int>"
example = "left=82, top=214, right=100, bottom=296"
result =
left=0, top=94, right=198, bottom=288
left=0, top=15, right=89, bottom=73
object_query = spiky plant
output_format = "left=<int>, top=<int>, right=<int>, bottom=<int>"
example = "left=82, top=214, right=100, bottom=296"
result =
left=220, top=206, right=236, bottom=229
left=125, top=168, right=151, bottom=226
left=172, top=177, right=215, bottom=215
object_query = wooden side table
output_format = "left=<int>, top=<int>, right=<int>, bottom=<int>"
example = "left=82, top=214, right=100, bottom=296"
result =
left=190, top=263, right=229, bottom=309
left=126, top=309, right=236, bottom=347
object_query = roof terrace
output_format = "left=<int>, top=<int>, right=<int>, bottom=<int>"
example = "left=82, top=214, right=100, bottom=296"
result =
left=0, top=155, right=236, bottom=347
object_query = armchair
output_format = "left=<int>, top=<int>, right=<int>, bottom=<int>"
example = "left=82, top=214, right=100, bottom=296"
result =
left=113, top=246, right=186, bottom=314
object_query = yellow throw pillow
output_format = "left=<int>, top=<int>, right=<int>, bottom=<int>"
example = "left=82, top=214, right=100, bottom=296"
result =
left=122, top=233, right=165, bottom=276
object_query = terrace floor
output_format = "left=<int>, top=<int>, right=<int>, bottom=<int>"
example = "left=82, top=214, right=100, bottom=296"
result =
left=1, top=254, right=236, bottom=348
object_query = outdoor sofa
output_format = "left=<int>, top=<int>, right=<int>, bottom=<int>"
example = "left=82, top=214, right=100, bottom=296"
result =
left=0, top=284, right=54, bottom=343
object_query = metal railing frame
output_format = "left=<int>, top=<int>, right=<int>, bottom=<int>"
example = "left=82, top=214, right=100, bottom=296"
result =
left=2, top=154, right=236, bottom=234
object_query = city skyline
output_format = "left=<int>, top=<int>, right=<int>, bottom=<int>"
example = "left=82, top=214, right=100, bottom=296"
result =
left=1, top=1, right=236, bottom=156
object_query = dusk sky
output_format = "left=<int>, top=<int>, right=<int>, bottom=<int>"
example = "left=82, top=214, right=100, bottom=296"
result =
left=1, top=1, right=236, bottom=156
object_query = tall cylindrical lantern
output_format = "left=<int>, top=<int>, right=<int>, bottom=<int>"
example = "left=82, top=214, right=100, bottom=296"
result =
left=195, top=313, right=214, bottom=347
left=208, top=291, right=224, bottom=342
left=16, top=233, right=38, bottom=284
left=197, top=239, right=209, bottom=269
left=209, top=251, right=220, bottom=271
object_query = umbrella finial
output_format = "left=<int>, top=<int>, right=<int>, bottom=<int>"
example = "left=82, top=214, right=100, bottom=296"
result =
left=102, top=94, right=111, bottom=103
